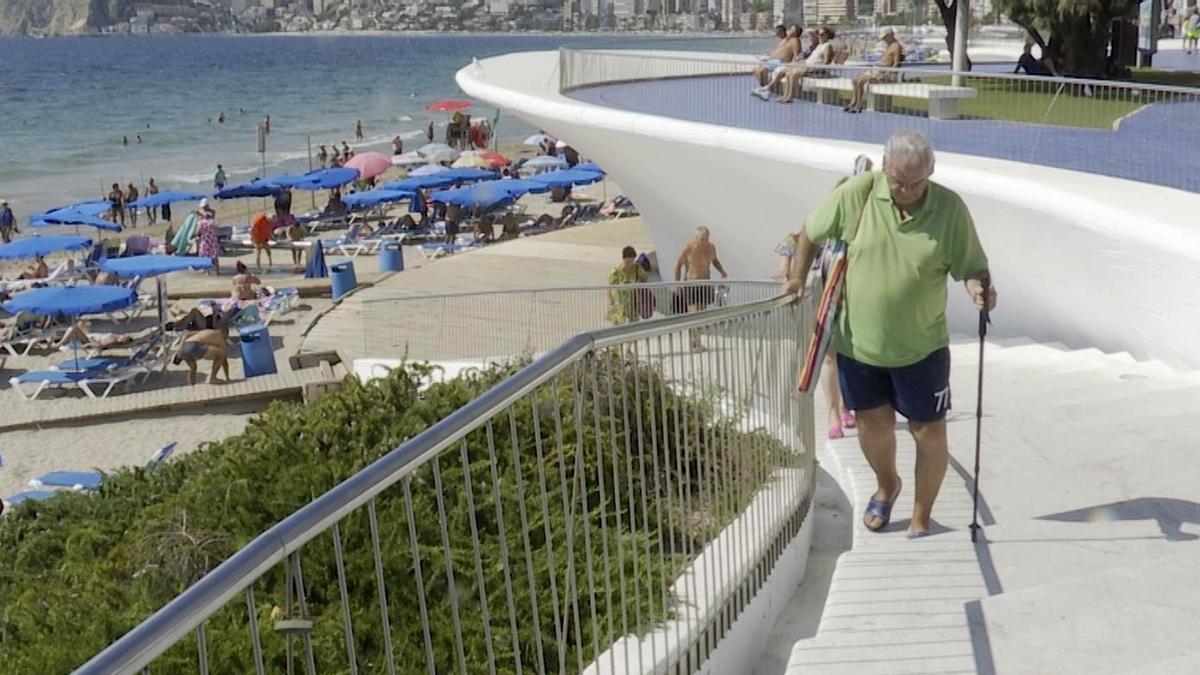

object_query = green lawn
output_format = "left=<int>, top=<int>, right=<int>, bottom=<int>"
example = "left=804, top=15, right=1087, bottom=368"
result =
left=847, top=70, right=1199, bottom=130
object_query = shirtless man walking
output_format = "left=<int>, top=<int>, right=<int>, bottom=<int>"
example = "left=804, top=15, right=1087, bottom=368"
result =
left=174, top=328, right=231, bottom=385
left=674, top=226, right=728, bottom=349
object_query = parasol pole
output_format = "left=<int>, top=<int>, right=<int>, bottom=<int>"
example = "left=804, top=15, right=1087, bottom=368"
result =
left=307, top=134, right=316, bottom=211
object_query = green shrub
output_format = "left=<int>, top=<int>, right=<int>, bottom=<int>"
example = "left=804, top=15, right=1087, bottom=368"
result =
left=0, top=353, right=782, bottom=673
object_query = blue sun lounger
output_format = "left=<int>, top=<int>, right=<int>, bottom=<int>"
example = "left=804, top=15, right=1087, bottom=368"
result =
left=31, top=442, right=177, bottom=491
left=5, top=490, right=56, bottom=506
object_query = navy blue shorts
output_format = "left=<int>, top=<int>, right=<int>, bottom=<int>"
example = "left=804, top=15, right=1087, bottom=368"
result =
left=837, top=347, right=951, bottom=422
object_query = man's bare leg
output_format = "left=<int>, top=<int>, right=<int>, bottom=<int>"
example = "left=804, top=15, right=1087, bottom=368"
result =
left=856, top=403, right=901, bottom=530
left=186, top=360, right=198, bottom=386
left=209, top=355, right=226, bottom=384
left=907, top=419, right=948, bottom=536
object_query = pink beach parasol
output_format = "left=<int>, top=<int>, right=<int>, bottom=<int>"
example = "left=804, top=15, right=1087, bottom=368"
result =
left=342, top=152, right=392, bottom=179
left=425, top=99, right=472, bottom=113
left=478, top=151, right=510, bottom=167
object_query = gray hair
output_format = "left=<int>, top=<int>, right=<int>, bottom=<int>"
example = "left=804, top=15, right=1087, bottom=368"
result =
left=696, top=226, right=710, bottom=237
left=884, top=131, right=935, bottom=173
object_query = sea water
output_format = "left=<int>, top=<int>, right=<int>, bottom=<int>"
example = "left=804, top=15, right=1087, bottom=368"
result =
left=0, top=33, right=768, bottom=218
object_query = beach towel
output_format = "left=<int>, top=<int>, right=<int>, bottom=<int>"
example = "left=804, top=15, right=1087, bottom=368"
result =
left=171, top=213, right=198, bottom=255
left=250, top=213, right=272, bottom=245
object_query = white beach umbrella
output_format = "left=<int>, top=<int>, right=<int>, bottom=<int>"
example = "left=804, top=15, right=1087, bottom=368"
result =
left=419, top=142, right=454, bottom=157
left=391, top=152, right=428, bottom=168
left=425, top=148, right=459, bottom=164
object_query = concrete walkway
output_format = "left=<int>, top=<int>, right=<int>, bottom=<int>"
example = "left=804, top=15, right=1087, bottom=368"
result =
left=774, top=338, right=1200, bottom=674
left=299, top=216, right=654, bottom=364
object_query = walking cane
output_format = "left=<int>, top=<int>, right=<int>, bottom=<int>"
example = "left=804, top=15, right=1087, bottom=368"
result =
left=969, top=276, right=991, bottom=543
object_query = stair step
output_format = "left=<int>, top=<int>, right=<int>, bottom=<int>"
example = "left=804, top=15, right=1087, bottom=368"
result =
left=979, top=548, right=1200, bottom=673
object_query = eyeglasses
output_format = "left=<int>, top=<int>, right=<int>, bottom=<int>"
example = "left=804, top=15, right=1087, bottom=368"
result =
left=884, top=171, right=930, bottom=191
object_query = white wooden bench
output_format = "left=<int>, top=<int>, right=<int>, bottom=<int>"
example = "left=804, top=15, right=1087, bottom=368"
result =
left=800, top=76, right=977, bottom=120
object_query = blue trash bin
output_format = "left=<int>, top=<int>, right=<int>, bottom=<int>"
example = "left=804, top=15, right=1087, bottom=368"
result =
left=380, top=241, right=405, bottom=272
left=330, top=260, right=357, bottom=300
left=238, top=324, right=277, bottom=378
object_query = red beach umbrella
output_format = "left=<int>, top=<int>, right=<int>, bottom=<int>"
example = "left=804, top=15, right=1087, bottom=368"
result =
left=479, top=151, right=510, bottom=167
left=342, top=151, right=393, bottom=179
left=425, top=99, right=472, bottom=113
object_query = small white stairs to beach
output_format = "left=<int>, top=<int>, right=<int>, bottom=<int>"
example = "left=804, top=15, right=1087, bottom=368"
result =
left=780, top=337, right=1200, bottom=674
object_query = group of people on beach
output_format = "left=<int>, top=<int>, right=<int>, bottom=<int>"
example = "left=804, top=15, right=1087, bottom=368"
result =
left=317, top=141, right=356, bottom=168
left=104, top=178, right=163, bottom=228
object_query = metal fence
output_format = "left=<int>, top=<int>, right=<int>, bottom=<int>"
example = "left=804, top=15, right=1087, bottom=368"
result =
left=360, top=280, right=783, bottom=364
left=75, top=289, right=816, bottom=674
left=559, top=48, right=1200, bottom=194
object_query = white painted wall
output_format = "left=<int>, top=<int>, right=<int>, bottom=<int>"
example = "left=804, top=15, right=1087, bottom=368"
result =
left=458, top=51, right=1200, bottom=369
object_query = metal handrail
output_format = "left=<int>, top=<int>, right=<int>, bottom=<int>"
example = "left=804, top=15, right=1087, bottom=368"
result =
left=358, top=278, right=770, bottom=305
left=74, top=292, right=798, bottom=675
left=558, top=47, right=1200, bottom=96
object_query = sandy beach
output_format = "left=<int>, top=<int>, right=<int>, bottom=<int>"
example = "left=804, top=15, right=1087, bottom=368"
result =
left=0, top=150, right=646, bottom=501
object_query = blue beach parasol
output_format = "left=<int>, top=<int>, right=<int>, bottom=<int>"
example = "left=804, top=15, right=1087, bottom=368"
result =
left=99, top=254, right=214, bottom=278
left=382, top=174, right=460, bottom=191
left=214, top=180, right=283, bottom=199
left=342, top=189, right=416, bottom=210
left=3, top=285, right=139, bottom=365
left=3, top=285, right=135, bottom=319
left=528, top=168, right=606, bottom=189
left=440, top=167, right=498, bottom=183
left=30, top=207, right=122, bottom=233
left=305, top=240, right=327, bottom=279
left=279, top=168, right=360, bottom=191
left=430, top=179, right=550, bottom=211
left=100, top=254, right=214, bottom=324
left=0, top=235, right=92, bottom=261
left=128, top=191, right=206, bottom=209
left=32, top=201, right=112, bottom=220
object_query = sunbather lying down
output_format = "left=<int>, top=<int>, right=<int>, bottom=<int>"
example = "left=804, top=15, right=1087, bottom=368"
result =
left=173, top=329, right=230, bottom=386
left=55, top=322, right=163, bottom=351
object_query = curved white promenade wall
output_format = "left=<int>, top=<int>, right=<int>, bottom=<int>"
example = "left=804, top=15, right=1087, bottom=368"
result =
left=458, top=51, right=1200, bottom=369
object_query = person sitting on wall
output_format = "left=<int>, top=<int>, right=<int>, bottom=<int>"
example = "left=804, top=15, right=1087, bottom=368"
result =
left=844, top=28, right=906, bottom=113
left=763, top=27, right=838, bottom=103
left=751, top=25, right=802, bottom=90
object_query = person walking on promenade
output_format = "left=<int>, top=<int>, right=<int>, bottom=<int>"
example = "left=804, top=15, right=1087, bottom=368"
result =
left=0, top=199, right=15, bottom=243
left=781, top=131, right=996, bottom=537
left=607, top=245, right=650, bottom=325
left=674, top=226, right=727, bottom=349
left=1186, top=8, right=1200, bottom=54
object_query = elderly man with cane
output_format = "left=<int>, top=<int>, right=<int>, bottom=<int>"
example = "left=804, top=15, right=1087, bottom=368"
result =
left=783, top=131, right=996, bottom=538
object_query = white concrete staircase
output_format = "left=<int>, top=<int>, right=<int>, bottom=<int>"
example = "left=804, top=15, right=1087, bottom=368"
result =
left=775, top=338, right=1200, bottom=674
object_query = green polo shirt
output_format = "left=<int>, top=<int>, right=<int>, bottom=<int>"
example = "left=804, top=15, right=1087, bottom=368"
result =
left=805, top=171, right=988, bottom=368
